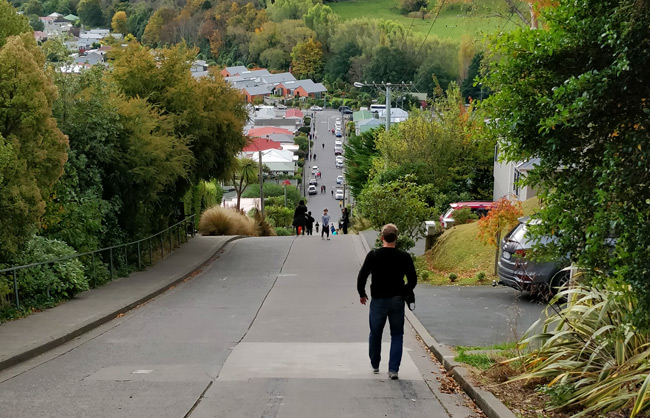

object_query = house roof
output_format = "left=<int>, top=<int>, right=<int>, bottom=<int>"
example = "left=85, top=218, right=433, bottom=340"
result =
left=516, top=158, right=540, bottom=172
left=243, top=85, right=273, bottom=96
left=285, top=109, right=304, bottom=119
left=359, top=118, right=382, bottom=126
left=260, top=73, right=296, bottom=84
left=63, top=14, right=78, bottom=21
left=238, top=69, right=271, bottom=79
left=223, top=66, right=248, bottom=75
left=353, top=110, right=373, bottom=121
left=277, top=79, right=327, bottom=94
left=191, top=71, right=210, bottom=79
left=248, top=127, right=295, bottom=137
left=243, top=137, right=283, bottom=152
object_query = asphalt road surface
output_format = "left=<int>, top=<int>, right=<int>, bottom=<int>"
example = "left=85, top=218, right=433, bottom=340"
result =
left=0, top=236, right=479, bottom=418
left=304, top=109, right=349, bottom=231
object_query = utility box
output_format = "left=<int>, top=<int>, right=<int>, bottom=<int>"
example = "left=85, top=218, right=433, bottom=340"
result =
left=425, top=221, right=437, bottom=236
left=424, top=221, right=442, bottom=252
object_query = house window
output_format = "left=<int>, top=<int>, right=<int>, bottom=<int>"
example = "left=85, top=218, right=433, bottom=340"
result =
left=494, top=144, right=499, bottom=162
left=513, top=169, right=521, bottom=196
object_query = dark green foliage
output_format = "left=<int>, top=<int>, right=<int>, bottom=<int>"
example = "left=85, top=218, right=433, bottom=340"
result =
left=461, top=52, right=489, bottom=102
left=78, top=0, right=104, bottom=27
left=482, top=0, right=650, bottom=326
left=452, top=208, right=478, bottom=226
left=364, top=46, right=416, bottom=84
left=28, top=14, right=44, bottom=31
left=325, top=41, right=361, bottom=82
left=242, top=182, right=303, bottom=208
left=415, top=60, right=455, bottom=95
left=14, top=236, right=88, bottom=303
left=343, top=128, right=380, bottom=198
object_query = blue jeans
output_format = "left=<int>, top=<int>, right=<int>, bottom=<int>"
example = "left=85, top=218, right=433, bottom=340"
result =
left=369, top=296, right=405, bottom=373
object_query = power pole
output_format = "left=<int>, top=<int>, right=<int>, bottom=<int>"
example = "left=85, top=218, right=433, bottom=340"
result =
left=385, top=85, right=391, bottom=132
left=258, top=150, right=264, bottom=217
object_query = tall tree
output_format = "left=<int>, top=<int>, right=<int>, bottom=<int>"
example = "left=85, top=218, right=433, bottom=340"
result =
left=482, top=0, right=650, bottom=325
left=342, top=128, right=380, bottom=198
left=0, top=1, right=31, bottom=48
left=111, top=11, right=128, bottom=35
left=0, top=34, right=68, bottom=260
left=290, top=37, right=323, bottom=80
left=363, top=46, right=415, bottom=84
left=229, top=157, right=258, bottom=211
left=77, top=0, right=104, bottom=27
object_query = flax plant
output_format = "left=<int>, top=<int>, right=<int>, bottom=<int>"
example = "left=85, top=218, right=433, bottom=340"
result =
left=510, top=283, right=650, bottom=417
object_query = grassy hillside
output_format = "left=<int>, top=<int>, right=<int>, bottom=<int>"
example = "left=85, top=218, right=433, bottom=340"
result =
left=328, top=0, right=520, bottom=41
left=419, top=196, right=541, bottom=285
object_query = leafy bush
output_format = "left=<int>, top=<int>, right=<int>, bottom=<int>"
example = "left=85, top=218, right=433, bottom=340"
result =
left=449, top=273, right=458, bottom=282
left=274, top=227, right=293, bottom=236
left=476, top=271, right=486, bottom=282
left=14, top=236, right=88, bottom=304
left=265, top=206, right=293, bottom=228
left=243, top=183, right=302, bottom=208
left=198, top=206, right=257, bottom=236
left=452, top=208, right=478, bottom=226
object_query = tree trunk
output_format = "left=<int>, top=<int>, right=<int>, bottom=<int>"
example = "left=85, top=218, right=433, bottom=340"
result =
left=493, top=230, right=501, bottom=276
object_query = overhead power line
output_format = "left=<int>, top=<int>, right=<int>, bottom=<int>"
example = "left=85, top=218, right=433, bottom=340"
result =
left=416, top=0, right=447, bottom=57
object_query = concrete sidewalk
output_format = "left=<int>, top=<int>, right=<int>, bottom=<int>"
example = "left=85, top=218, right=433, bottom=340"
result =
left=0, top=235, right=239, bottom=372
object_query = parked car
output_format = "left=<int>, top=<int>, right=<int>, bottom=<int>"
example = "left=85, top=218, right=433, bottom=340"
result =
left=310, top=105, right=323, bottom=111
left=496, top=217, right=569, bottom=297
left=338, top=106, right=352, bottom=113
left=308, top=185, right=318, bottom=195
left=335, top=130, right=342, bottom=137
left=334, top=140, right=343, bottom=147
left=276, top=103, right=287, bottom=110
left=439, top=201, right=495, bottom=228
left=336, top=175, right=344, bottom=184
left=335, top=188, right=344, bottom=200
left=309, top=177, right=318, bottom=186
left=334, top=147, right=343, bottom=156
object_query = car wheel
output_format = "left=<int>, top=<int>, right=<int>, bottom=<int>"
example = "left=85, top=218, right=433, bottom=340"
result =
left=549, top=271, right=570, bottom=303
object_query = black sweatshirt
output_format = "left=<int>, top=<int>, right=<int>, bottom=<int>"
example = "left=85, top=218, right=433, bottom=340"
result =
left=357, top=247, right=417, bottom=299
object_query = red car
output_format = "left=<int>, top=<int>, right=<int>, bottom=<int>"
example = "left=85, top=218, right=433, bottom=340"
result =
left=439, top=201, right=494, bottom=228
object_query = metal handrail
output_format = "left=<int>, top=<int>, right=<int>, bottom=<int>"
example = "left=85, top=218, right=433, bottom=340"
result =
left=0, top=215, right=196, bottom=309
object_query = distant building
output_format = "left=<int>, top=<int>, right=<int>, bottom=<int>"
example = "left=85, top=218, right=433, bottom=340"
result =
left=242, top=137, right=283, bottom=153
left=493, top=145, right=539, bottom=201
left=242, top=85, right=273, bottom=103
left=275, top=79, right=327, bottom=99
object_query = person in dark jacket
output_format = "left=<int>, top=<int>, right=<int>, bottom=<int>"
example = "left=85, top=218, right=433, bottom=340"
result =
left=292, top=200, right=308, bottom=236
left=340, top=207, right=350, bottom=234
left=305, top=211, right=315, bottom=235
left=357, top=224, right=416, bottom=380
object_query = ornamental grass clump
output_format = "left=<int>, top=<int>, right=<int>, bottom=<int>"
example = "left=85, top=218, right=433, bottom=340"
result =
left=509, top=283, right=650, bottom=417
left=199, top=206, right=257, bottom=236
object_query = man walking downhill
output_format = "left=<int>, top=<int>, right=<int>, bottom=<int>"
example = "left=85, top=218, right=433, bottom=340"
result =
left=357, top=224, right=417, bottom=380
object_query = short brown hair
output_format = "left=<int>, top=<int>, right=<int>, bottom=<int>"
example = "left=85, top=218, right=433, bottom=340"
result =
left=381, top=224, right=398, bottom=243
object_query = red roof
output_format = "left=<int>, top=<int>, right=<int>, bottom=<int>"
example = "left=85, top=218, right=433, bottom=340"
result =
left=248, top=127, right=294, bottom=137
left=285, top=109, right=304, bottom=119
left=242, top=137, right=282, bottom=152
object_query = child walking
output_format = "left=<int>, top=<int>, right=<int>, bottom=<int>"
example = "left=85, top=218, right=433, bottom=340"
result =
left=321, top=208, right=330, bottom=240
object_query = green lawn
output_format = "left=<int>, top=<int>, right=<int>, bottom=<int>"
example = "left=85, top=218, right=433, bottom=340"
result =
left=328, top=0, right=520, bottom=42
left=418, top=196, right=541, bottom=285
